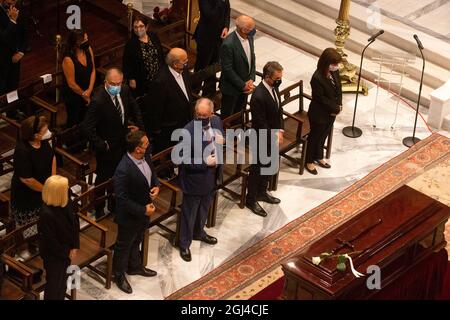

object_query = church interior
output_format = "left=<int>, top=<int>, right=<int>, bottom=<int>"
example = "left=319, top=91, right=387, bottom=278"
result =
left=0, top=0, right=449, bottom=301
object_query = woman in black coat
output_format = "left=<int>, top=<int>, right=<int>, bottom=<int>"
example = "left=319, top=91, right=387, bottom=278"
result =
left=122, top=14, right=164, bottom=98
left=305, top=48, right=343, bottom=175
left=38, top=175, right=79, bottom=300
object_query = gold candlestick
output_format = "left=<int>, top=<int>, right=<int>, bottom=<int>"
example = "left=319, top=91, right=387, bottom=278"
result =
left=335, top=0, right=368, bottom=95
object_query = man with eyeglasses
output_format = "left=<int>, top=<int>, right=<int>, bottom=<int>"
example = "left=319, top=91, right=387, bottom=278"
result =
left=82, top=67, right=144, bottom=219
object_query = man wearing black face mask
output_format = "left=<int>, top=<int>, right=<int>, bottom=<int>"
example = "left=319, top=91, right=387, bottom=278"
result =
left=177, top=98, right=224, bottom=262
left=148, top=48, right=194, bottom=154
left=245, top=61, right=284, bottom=217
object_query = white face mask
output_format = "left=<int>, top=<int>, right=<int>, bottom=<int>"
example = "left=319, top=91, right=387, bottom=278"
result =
left=135, top=29, right=146, bottom=38
left=41, top=129, right=52, bottom=140
left=329, top=64, right=339, bottom=72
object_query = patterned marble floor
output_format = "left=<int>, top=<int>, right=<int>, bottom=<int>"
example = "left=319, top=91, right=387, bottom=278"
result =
left=69, top=30, right=449, bottom=300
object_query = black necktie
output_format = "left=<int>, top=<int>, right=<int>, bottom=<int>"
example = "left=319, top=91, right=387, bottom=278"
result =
left=114, top=95, right=123, bottom=123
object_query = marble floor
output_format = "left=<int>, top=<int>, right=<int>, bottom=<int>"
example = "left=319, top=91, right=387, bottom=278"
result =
left=71, top=31, right=449, bottom=300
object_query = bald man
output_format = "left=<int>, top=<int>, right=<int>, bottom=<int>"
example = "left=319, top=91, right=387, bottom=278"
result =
left=219, top=15, right=256, bottom=120
left=82, top=67, right=144, bottom=218
left=178, top=98, right=223, bottom=262
left=145, top=47, right=194, bottom=154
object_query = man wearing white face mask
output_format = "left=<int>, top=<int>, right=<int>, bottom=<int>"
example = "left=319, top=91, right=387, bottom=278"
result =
left=305, top=48, right=343, bottom=175
left=81, top=67, right=144, bottom=219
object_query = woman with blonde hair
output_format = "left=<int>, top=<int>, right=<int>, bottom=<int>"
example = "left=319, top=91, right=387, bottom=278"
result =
left=38, top=175, right=79, bottom=300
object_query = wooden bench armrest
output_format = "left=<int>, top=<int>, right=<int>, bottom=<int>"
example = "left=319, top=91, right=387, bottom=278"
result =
left=29, top=96, right=57, bottom=114
left=282, top=110, right=304, bottom=123
left=0, top=114, right=20, bottom=129
left=76, top=212, right=108, bottom=233
left=2, top=254, right=35, bottom=289
left=54, top=147, right=89, bottom=169
left=158, top=179, right=180, bottom=193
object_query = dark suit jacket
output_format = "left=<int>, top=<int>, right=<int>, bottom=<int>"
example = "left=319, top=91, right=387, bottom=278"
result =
left=308, top=69, right=342, bottom=124
left=38, top=201, right=80, bottom=261
left=194, top=0, right=230, bottom=45
left=81, top=85, right=144, bottom=157
left=122, top=32, right=164, bottom=97
left=113, top=153, right=161, bottom=227
left=250, top=81, right=284, bottom=131
left=0, top=5, right=27, bottom=67
left=148, top=65, right=194, bottom=132
left=219, top=31, right=256, bottom=96
left=178, top=115, right=224, bottom=195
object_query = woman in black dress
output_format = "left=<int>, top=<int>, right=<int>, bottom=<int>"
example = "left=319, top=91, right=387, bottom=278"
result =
left=39, top=175, right=79, bottom=300
left=62, top=29, right=96, bottom=128
left=122, top=14, right=164, bottom=98
left=305, top=48, right=343, bottom=175
left=11, top=116, right=56, bottom=236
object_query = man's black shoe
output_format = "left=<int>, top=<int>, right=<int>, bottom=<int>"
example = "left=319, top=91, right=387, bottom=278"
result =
left=315, top=160, right=331, bottom=169
left=180, top=248, right=191, bottom=262
left=194, top=234, right=217, bottom=245
left=245, top=201, right=268, bottom=217
left=256, top=193, right=281, bottom=204
left=127, top=267, right=157, bottom=277
left=114, top=274, right=132, bottom=294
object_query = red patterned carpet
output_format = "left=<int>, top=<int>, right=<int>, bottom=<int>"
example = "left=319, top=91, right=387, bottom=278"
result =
left=166, top=133, right=450, bottom=300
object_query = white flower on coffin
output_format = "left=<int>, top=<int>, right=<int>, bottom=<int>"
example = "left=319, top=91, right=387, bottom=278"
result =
left=312, top=256, right=322, bottom=265
left=343, top=254, right=365, bottom=278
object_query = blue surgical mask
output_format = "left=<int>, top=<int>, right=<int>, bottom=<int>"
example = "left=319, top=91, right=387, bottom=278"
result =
left=107, top=85, right=121, bottom=96
left=248, top=28, right=256, bottom=37
left=196, top=117, right=210, bottom=127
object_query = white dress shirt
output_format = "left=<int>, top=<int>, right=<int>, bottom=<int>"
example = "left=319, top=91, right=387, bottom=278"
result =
left=127, top=153, right=153, bottom=187
left=236, top=31, right=251, bottom=71
left=169, top=66, right=189, bottom=100
left=262, top=79, right=279, bottom=106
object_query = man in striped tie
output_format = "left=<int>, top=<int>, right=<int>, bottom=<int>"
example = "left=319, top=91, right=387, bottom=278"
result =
left=82, top=67, right=144, bottom=219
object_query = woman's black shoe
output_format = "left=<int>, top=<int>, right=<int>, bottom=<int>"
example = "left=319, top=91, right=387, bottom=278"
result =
left=305, top=166, right=318, bottom=175
left=315, top=160, right=331, bottom=169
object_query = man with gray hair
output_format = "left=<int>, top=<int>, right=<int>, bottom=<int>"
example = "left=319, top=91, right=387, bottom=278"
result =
left=245, top=61, right=284, bottom=217
left=82, top=67, right=144, bottom=218
left=177, top=97, right=223, bottom=262
left=219, top=15, right=256, bottom=120
left=146, top=47, right=194, bottom=154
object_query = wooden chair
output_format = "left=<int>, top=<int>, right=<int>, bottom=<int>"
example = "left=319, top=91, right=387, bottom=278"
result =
left=0, top=255, right=34, bottom=300
left=1, top=212, right=113, bottom=300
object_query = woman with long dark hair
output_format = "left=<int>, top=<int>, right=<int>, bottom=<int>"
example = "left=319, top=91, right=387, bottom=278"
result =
left=62, top=29, right=96, bottom=128
left=305, top=48, right=343, bottom=175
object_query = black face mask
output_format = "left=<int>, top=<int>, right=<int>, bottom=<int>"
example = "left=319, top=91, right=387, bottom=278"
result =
left=196, top=118, right=210, bottom=127
left=79, top=41, right=89, bottom=51
left=272, top=79, right=282, bottom=88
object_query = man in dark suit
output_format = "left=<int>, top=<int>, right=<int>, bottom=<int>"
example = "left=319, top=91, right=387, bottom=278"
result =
left=81, top=67, right=144, bottom=218
left=193, top=0, right=230, bottom=97
left=246, top=61, right=284, bottom=217
left=147, top=48, right=194, bottom=154
left=177, top=98, right=223, bottom=262
left=219, top=15, right=256, bottom=120
left=0, top=0, right=27, bottom=97
left=113, top=130, right=160, bottom=294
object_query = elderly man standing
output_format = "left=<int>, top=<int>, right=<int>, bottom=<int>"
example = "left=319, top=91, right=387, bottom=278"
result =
left=82, top=67, right=144, bottom=219
left=146, top=48, right=194, bottom=154
left=177, top=98, right=223, bottom=262
left=219, top=15, right=256, bottom=120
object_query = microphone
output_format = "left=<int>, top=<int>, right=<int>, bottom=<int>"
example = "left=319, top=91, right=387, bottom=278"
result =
left=368, top=29, right=384, bottom=42
left=413, top=34, right=424, bottom=50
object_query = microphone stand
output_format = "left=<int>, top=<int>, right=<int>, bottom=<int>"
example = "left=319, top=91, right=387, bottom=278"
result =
left=342, top=39, right=375, bottom=138
left=403, top=43, right=425, bottom=147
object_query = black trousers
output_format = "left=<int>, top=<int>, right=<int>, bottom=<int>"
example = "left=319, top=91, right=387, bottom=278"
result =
left=179, top=192, right=214, bottom=250
left=43, top=256, right=70, bottom=300
left=305, top=120, right=334, bottom=164
left=0, top=61, right=20, bottom=95
left=247, top=163, right=272, bottom=203
left=221, top=93, right=248, bottom=120
left=94, top=150, right=123, bottom=216
left=194, top=41, right=220, bottom=97
left=113, top=222, right=147, bottom=276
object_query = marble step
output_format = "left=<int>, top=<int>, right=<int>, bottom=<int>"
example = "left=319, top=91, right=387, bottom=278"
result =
left=230, top=0, right=434, bottom=108
left=295, top=0, right=450, bottom=70
left=243, top=0, right=449, bottom=91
